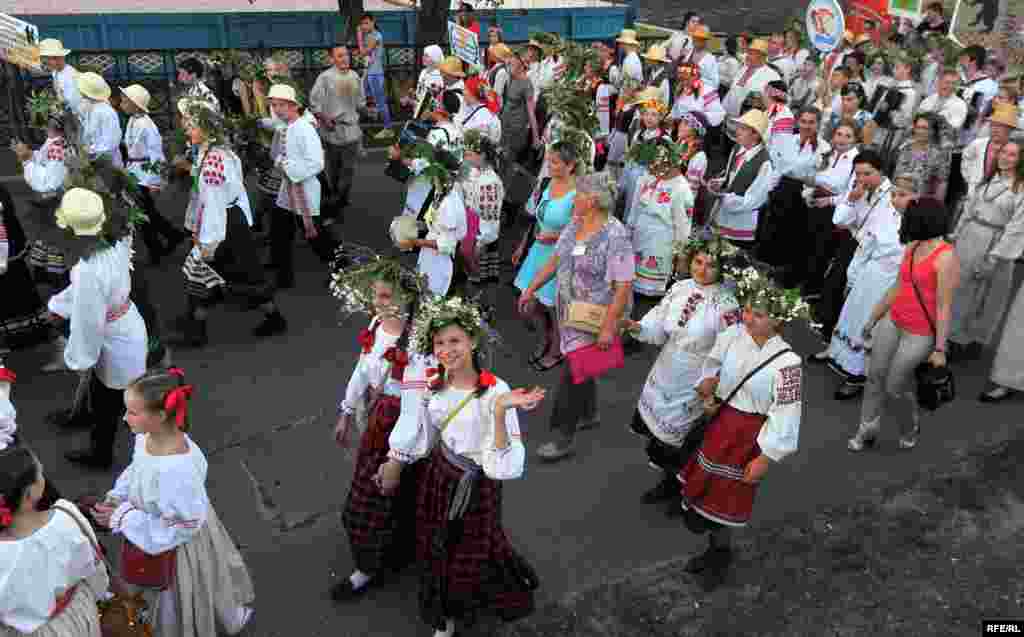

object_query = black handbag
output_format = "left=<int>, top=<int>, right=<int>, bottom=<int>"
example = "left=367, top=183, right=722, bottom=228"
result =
left=908, top=243, right=955, bottom=411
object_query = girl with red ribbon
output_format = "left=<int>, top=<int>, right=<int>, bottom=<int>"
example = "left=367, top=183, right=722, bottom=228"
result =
left=89, top=367, right=255, bottom=637
left=328, top=256, right=425, bottom=602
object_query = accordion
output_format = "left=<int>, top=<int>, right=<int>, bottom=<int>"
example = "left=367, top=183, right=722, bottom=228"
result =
left=869, top=88, right=905, bottom=130
left=961, top=90, right=985, bottom=131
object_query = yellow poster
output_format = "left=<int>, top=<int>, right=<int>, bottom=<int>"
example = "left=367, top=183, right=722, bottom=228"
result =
left=0, top=13, right=40, bottom=69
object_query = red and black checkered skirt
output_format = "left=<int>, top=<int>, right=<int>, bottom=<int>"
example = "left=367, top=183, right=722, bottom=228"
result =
left=415, top=447, right=539, bottom=630
left=341, top=395, right=419, bottom=575
left=678, top=404, right=766, bottom=528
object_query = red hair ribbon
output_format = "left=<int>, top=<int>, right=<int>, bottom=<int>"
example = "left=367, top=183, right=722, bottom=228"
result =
left=384, top=347, right=410, bottom=381
left=164, top=385, right=194, bottom=430
left=0, top=497, right=12, bottom=527
left=478, top=370, right=497, bottom=389
left=167, top=367, right=186, bottom=379
left=0, top=368, right=15, bottom=384
left=357, top=328, right=375, bottom=354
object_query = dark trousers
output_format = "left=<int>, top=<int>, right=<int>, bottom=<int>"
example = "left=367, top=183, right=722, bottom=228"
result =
left=323, top=141, right=359, bottom=214
left=136, top=187, right=185, bottom=257
left=815, top=232, right=858, bottom=339
left=78, top=374, right=126, bottom=463
left=549, top=363, right=597, bottom=442
left=269, top=207, right=338, bottom=286
left=803, top=206, right=837, bottom=294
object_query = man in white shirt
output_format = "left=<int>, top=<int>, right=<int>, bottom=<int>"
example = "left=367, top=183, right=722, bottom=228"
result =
left=267, top=84, right=333, bottom=289
left=310, top=45, right=366, bottom=219
left=687, top=25, right=719, bottom=92
left=119, top=85, right=186, bottom=265
left=767, top=33, right=796, bottom=85
left=177, top=57, right=220, bottom=112
left=708, top=109, right=777, bottom=244
left=76, top=72, right=123, bottom=167
left=958, top=45, right=999, bottom=148
left=721, top=39, right=781, bottom=146
left=917, top=68, right=967, bottom=149
left=39, top=39, right=81, bottom=118
left=667, top=12, right=702, bottom=63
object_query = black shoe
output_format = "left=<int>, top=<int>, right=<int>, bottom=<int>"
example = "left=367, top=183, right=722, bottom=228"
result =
left=167, top=319, right=208, bottom=349
left=700, top=548, right=733, bottom=591
left=833, top=383, right=864, bottom=401
left=329, top=578, right=370, bottom=602
left=683, top=546, right=716, bottom=574
left=663, top=495, right=684, bottom=518
left=253, top=311, right=287, bottom=338
left=65, top=449, right=113, bottom=470
left=47, top=408, right=90, bottom=431
left=276, top=276, right=295, bottom=290
left=641, top=479, right=676, bottom=504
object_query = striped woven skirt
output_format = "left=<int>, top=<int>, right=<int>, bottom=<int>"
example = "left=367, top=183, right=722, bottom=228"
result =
left=28, top=240, right=68, bottom=286
left=182, top=206, right=269, bottom=303
left=470, top=242, right=501, bottom=285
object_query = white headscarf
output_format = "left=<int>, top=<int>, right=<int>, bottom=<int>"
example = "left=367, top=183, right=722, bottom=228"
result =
left=425, top=45, right=445, bottom=67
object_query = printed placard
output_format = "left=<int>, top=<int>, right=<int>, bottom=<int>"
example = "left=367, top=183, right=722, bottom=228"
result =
left=447, top=20, right=480, bottom=66
left=805, top=0, right=847, bottom=53
left=0, top=13, right=40, bottom=70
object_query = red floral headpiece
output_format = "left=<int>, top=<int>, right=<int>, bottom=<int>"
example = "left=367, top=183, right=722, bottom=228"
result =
left=0, top=496, right=13, bottom=527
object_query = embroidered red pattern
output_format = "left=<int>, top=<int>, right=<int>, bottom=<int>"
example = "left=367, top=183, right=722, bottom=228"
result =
left=776, top=364, right=802, bottom=405
left=201, top=152, right=226, bottom=186
left=677, top=292, right=704, bottom=327
left=722, top=308, right=742, bottom=326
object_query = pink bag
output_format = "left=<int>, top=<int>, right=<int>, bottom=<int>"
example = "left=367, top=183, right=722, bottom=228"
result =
left=460, top=207, right=480, bottom=275
left=566, top=338, right=624, bottom=384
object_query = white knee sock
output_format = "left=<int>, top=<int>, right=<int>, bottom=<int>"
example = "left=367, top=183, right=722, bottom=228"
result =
left=349, top=570, right=372, bottom=590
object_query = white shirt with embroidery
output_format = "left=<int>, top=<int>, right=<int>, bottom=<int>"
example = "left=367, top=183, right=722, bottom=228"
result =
left=699, top=324, right=803, bottom=462
left=715, top=143, right=779, bottom=241
left=123, top=113, right=165, bottom=188
left=460, top=104, right=502, bottom=146
left=670, top=84, right=726, bottom=127
left=107, top=434, right=211, bottom=554
left=22, top=136, right=68, bottom=195
left=460, top=165, right=504, bottom=247
left=52, top=65, right=81, bottom=116
left=80, top=101, right=123, bottom=167
left=721, top=65, right=780, bottom=137
left=340, top=318, right=403, bottom=432
left=833, top=179, right=903, bottom=286
left=275, top=116, right=325, bottom=216
left=184, top=146, right=253, bottom=255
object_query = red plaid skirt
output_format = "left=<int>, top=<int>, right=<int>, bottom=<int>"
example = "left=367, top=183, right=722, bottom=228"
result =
left=415, top=448, right=539, bottom=629
left=341, top=395, right=419, bottom=574
left=678, top=404, right=766, bottom=528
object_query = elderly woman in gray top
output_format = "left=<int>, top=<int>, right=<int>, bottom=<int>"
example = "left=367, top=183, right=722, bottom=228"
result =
left=518, top=171, right=635, bottom=462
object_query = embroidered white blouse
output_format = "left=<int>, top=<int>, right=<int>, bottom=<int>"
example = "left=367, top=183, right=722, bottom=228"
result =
left=670, top=85, right=726, bottom=127
left=698, top=324, right=803, bottom=462
left=340, top=318, right=403, bottom=420
left=52, top=65, right=82, bottom=116
left=275, top=116, right=325, bottom=216
left=460, top=165, right=504, bottom=247
left=48, top=238, right=147, bottom=390
left=388, top=372, right=525, bottom=481
left=107, top=434, right=210, bottom=555
left=123, top=114, right=165, bottom=188
left=803, top=147, right=858, bottom=206
left=628, top=173, right=694, bottom=246
left=0, top=501, right=109, bottom=634
left=22, top=137, right=68, bottom=195
left=634, top=280, right=740, bottom=446
left=715, top=144, right=779, bottom=241
left=460, top=104, right=502, bottom=146
left=833, top=179, right=903, bottom=287
left=778, top=138, right=830, bottom=182
left=184, top=146, right=254, bottom=257
left=80, top=101, right=123, bottom=167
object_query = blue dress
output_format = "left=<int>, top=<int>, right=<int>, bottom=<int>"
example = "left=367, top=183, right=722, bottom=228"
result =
left=514, top=186, right=576, bottom=307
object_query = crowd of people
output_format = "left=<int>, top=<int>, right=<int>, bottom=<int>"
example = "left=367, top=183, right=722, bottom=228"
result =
left=2, top=3, right=1024, bottom=635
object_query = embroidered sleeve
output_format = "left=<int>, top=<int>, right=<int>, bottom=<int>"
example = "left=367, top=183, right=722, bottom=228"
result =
left=757, top=361, right=802, bottom=461
left=111, top=465, right=210, bottom=554
left=387, top=355, right=438, bottom=463
left=480, top=381, right=526, bottom=480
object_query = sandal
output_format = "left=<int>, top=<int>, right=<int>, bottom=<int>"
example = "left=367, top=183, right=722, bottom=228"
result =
left=531, top=355, right=564, bottom=371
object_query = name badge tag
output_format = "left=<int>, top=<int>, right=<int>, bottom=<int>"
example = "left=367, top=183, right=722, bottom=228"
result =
left=572, top=245, right=586, bottom=256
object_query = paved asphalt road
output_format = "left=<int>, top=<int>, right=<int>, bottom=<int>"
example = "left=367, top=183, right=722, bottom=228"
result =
left=4, top=157, right=1023, bottom=637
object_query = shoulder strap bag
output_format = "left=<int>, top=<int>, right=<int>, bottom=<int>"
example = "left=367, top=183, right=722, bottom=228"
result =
left=908, top=243, right=955, bottom=411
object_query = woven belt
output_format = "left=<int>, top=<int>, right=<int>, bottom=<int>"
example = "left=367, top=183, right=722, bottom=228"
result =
left=50, top=585, right=79, bottom=619
left=127, top=157, right=149, bottom=162
left=105, top=301, right=131, bottom=323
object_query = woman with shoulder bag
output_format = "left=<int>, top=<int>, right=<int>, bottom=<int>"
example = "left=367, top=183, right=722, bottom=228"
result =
left=851, top=198, right=960, bottom=452
left=678, top=267, right=806, bottom=592
left=519, top=171, right=635, bottom=462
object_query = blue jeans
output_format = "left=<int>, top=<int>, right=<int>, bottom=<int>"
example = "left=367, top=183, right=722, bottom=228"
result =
left=364, top=73, right=391, bottom=127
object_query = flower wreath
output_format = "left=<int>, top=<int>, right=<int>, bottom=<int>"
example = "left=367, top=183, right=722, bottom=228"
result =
left=674, top=227, right=742, bottom=268
left=728, top=265, right=816, bottom=325
left=329, top=256, right=424, bottom=320
left=409, top=295, right=500, bottom=357
left=178, top=97, right=229, bottom=146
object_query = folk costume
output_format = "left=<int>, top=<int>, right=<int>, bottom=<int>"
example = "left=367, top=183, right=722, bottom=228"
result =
left=387, top=296, right=537, bottom=634
left=720, top=60, right=780, bottom=142
left=801, top=145, right=858, bottom=295
left=106, top=433, right=254, bottom=637
left=0, top=500, right=109, bottom=637
left=459, top=131, right=505, bottom=287
left=949, top=175, right=1024, bottom=347
left=0, top=186, right=50, bottom=350
left=710, top=111, right=776, bottom=244
left=21, top=120, right=72, bottom=287
left=76, top=73, right=122, bottom=168
left=43, top=38, right=82, bottom=118
left=414, top=46, right=446, bottom=119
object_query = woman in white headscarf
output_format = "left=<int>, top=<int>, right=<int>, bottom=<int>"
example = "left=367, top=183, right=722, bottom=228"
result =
left=412, top=46, right=445, bottom=118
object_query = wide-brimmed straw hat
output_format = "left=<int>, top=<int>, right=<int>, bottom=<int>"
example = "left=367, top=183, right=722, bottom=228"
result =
left=38, top=38, right=70, bottom=57
left=691, top=25, right=711, bottom=41
left=733, top=109, right=769, bottom=139
left=629, top=87, right=666, bottom=109
left=56, top=188, right=106, bottom=237
left=268, top=83, right=299, bottom=103
left=77, top=72, right=111, bottom=102
left=988, top=103, right=1021, bottom=129
left=491, top=43, right=514, bottom=61
left=438, top=56, right=465, bottom=78
left=642, top=44, right=669, bottom=64
left=747, top=39, right=770, bottom=55
left=616, top=29, right=641, bottom=46
left=119, top=84, right=151, bottom=113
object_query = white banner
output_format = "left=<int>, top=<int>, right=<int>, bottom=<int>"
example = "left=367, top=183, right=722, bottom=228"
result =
left=0, top=13, right=40, bottom=69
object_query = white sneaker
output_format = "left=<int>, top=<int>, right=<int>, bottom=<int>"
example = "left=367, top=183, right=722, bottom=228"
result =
left=224, top=606, right=254, bottom=635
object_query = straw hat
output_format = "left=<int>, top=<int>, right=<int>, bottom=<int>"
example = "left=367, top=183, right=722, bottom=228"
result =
left=747, top=39, right=770, bottom=55
left=438, top=56, right=465, bottom=78
left=642, top=44, right=669, bottom=64
left=843, top=30, right=854, bottom=43
left=616, top=29, right=641, bottom=47
left=268, top=83, right=299, bottom=103
left=691, top=25, right=711, bottom=41
left=491, top=43, right=514, bottom=61
left=988, top=103, right=1021, bottom=129
left=119, top=84, right=151, bottom=113
left=629, top=87, right=666, bottom=108
left=56, top=188, right=106, bottom=237
left=733, top=109, right=769, bottom=139
left=77, top=72, right=111, bottom=102
left=38, top=38, right=70, bottom=57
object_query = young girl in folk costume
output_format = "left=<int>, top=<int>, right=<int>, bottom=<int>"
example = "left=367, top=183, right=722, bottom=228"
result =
left=0, top=445, right=110, bottom=637
left=328, top=257, right=424, bottom=601
left=626, top=140, right=694, bottom=299
left=669, top=62, right=725, bottom=137
left=90, top=368, right=255, bottom=636
left=616, top=91, right=668, bottom=220
left=379, top=296, right=544, bottom=637
left=622, top=233, right=740, bottom=517
left=674, top=112, right=710, bottom=225
left=171, top=98, right=287, bottom=348
left=680, top=268, right=806, bottom=591
left=459, top=130, right=506, bottom=295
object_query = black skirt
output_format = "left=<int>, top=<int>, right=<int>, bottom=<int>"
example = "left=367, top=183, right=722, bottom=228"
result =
left=183, top=205, right=270, bottom=303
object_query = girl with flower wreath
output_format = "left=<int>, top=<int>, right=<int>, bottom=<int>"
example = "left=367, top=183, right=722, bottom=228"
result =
left=89, top=367, right=255, bottom=637
left=679, top=266, right=806, bottom=591
left=459, top=130, right=505, bottom=298
left=668, top=62, right=725, bottom=140
left=379, top=296, right=544, bottom=637
left=616, top=92, right=669, bottom=222
left=621, top=232, right=740, bottom=517
left=327, top=257, right=425, bottom=601
left=626, top=139, right=694, bottom=299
